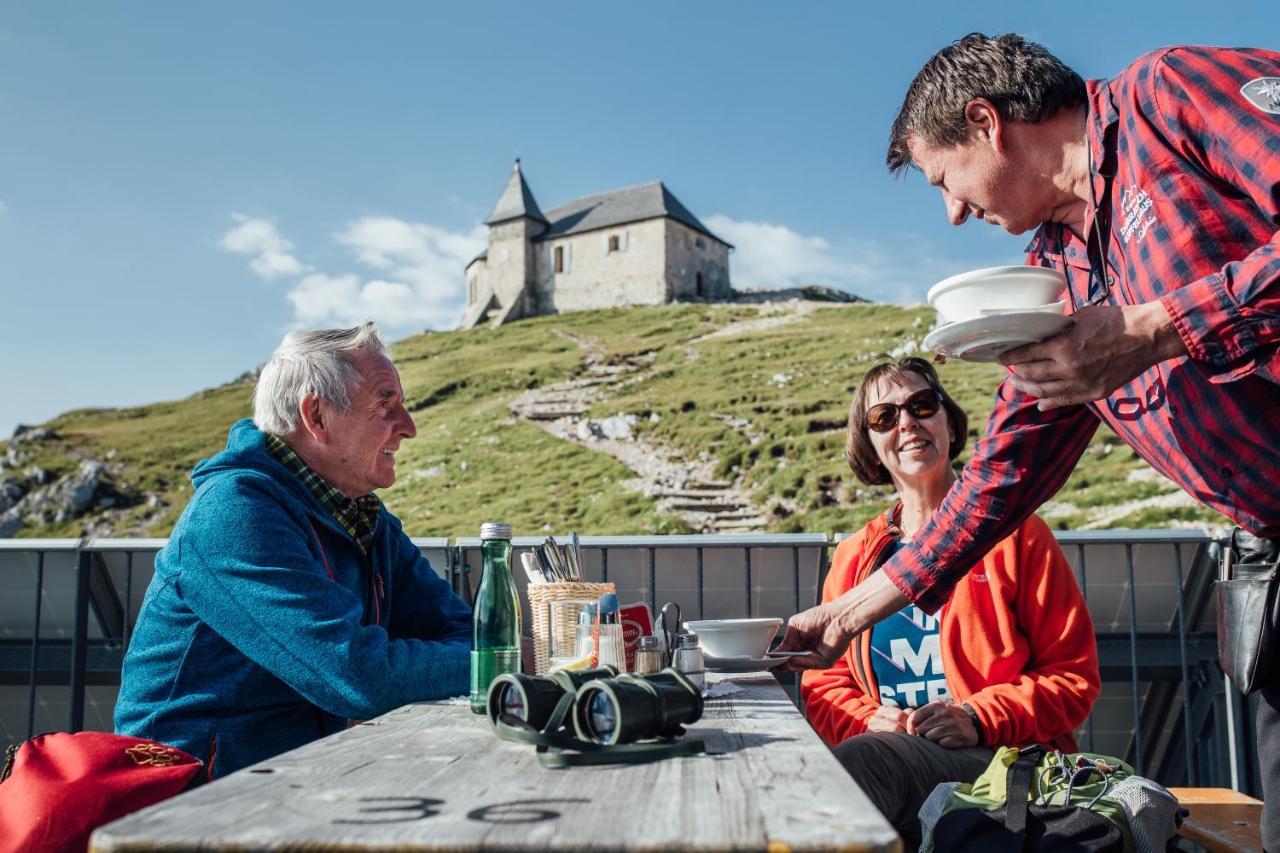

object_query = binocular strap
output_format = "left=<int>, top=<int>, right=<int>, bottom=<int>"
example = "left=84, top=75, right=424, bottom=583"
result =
left=495, top=692, right=706, bottom=768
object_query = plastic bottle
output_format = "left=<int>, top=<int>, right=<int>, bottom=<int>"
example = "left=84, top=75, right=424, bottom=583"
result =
left=469, top=522, right=522, bottom=713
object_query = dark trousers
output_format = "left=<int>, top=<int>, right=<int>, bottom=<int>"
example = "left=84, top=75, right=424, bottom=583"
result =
left=832, top=731, right=993, bottom=852
left=1261, top=684, right=1280, bottom=852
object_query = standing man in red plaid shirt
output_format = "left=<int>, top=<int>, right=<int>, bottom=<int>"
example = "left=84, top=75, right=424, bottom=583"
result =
left=778, top=33, right=1280, bottom=845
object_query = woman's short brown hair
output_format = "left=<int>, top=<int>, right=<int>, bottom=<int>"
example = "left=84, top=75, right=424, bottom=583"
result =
left=845, top=357, right=968, bottom=486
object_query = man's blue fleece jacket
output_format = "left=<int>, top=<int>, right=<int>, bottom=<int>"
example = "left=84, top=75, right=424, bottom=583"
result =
left=115, top=419, right=472, bottom=778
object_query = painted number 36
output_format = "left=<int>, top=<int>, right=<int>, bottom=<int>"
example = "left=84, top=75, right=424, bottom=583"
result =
left=335, top=797, right=590, bottom=825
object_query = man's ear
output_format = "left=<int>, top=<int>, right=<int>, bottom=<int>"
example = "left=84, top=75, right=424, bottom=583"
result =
left=297, top=393, right=328, bottom=444
left=963, top=98, right=1004, bottom=150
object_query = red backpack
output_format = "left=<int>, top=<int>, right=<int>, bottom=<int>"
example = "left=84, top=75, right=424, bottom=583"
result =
left=0, top=732, right=202, bottom=853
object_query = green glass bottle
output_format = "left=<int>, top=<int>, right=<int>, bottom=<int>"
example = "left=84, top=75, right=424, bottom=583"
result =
left=470, top=522, right=522, bottom=713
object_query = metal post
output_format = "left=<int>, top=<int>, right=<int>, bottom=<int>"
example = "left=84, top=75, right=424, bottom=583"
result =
left=1172, top=542, right=1195, bottom=784
left=696, top=548, right=705, bottom=620
left=26, top=551, right=45, bottom=739
left=647, top=548, right=657, bottom=619
left=1125, top=543, right=1142, bottom=771
left=601, top=547, right=609, bottom=584
left=69, top=546, right=91, bottom=732
left=744, top=547, right=752, bottom=617
left=124, top=551, right=135, bottom=647
left=791, top=547, right=801, bottom=615
left=1077, top=543, right=1094, bottom=752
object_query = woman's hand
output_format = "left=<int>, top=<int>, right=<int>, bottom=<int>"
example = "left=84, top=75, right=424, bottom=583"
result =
left=907, top=701, right=979, bottom=748
left=865, top=704, right=909, bottom=734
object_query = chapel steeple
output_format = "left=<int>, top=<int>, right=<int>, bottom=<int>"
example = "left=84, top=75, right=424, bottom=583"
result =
left=484, top=159, right=548, bottom=226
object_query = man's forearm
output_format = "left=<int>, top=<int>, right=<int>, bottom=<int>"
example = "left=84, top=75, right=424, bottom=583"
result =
left=832, top=570, right=910, bottom=637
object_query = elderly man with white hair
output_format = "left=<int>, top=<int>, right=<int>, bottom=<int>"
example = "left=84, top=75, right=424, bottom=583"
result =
left=116, top=323, right=471, bottom=779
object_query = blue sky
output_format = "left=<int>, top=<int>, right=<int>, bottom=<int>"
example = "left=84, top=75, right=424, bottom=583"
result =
left=2, top=2, right=1276, bottom=437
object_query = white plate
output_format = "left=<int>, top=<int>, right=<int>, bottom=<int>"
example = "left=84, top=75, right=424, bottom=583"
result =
left=923, top=311, right=1073, bottom=363
left=704, top=654, right=788, bottom=673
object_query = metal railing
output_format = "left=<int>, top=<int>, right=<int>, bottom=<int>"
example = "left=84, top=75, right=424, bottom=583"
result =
left=0, top=529, right=1254, bottom=795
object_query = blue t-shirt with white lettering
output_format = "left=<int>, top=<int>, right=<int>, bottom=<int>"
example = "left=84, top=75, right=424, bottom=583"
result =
left=870, top=539, right=950, bottom=709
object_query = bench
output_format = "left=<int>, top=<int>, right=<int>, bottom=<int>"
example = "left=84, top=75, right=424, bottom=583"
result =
left=1169, top=787, right=1263, bottom=852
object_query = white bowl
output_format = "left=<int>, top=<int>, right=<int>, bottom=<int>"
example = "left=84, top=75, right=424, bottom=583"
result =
left=927, top=266, right=1067, bottom=324
left=683, top=618, right=783, bottom=659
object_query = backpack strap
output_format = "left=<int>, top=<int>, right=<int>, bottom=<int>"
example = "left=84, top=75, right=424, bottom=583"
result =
left=1003, top=745, right=1046, bottom=838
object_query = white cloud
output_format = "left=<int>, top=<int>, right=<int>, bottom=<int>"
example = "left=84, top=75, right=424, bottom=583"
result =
left=705, top=214, right=1013, bottom=303
left=300, top=216, right=487, bottom=330
left=219, top=210, right=485, bottom=332
left=220, top=214, right=310, bottom=280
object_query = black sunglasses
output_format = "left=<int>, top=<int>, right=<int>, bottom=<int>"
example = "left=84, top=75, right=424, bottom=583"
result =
left=864, top=389, right=942, bottom=433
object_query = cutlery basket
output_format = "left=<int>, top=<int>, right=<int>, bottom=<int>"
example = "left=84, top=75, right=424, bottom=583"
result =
left=527, top=581, right=614, bottom=675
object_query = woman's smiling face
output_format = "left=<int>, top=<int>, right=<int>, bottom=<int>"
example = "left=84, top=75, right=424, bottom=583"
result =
left=865, top=373, right=954, bottom=488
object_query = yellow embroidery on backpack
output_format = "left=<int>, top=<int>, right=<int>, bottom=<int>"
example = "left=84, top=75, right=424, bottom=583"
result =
left=124, top=743, right=181, bottom=767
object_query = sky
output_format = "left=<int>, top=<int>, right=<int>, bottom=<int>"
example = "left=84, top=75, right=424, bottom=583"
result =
left=2, top=2, right=1276, bottom=437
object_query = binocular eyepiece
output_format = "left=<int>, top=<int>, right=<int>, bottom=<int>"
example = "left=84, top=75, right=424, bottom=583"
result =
left=487, top=667, right=703, bottom=745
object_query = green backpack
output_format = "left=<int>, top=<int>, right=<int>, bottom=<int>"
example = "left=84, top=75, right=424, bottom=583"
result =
left=919, top=745, right=1181, bottom=853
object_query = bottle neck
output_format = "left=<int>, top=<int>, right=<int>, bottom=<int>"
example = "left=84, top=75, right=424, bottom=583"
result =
left=481, top=538, right=512, bottom=580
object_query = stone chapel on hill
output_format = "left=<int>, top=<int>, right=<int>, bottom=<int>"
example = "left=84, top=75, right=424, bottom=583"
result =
left=463, top=161, right=733, bottom=328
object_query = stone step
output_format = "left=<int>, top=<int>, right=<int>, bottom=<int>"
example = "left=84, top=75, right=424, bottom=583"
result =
left=706, top=510, right=768, bottom=521
left=711, top=518, right=768, bottom=532
left=524, top=408, right=585, bottom=421
left=686, top=480, right=733, bottom=491
left=665, top=501, right=749, bottom=513
left=652, top=489, right=737, bottom=500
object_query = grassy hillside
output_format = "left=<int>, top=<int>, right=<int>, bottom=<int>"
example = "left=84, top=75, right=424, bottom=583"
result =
left=0, top=303, right=1227, bottom=538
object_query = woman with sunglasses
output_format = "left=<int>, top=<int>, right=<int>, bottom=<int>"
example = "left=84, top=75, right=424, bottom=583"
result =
left=801, top=357, right=1099, bottom=851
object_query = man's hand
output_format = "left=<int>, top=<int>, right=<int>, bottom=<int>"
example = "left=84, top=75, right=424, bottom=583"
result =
left=999, top=301, right=1186, bottom=411
left=907, top=701, right=979, bottom=749
left=866, top=704, right=909, bottom=734
left=774, top=602, right=853, bottom=670
left=777, top=572, right=909, bottom=671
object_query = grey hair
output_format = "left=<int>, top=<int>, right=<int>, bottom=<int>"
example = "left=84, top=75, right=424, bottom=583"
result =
left=253, top=322, right=388, bottom=436
left=886, top=32, right=1086, bottom=175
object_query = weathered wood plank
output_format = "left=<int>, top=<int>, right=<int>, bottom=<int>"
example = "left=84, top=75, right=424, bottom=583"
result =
left=91, top=673, right=899, bottom=852
left=1169, top=787, right=1263, bottom=853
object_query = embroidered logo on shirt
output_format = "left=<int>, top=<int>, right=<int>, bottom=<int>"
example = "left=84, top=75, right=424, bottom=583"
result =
left=1242, top=78, right=1280, bottom=115
left=1119, top=185, right=1157, bottom=244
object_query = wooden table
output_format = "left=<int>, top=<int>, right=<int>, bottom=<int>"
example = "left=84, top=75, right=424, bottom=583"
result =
left=91, top=673, right=900, bottom=851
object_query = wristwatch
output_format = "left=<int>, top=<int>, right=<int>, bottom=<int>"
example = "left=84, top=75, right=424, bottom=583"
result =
left=961, top=703, right=986, bottom=747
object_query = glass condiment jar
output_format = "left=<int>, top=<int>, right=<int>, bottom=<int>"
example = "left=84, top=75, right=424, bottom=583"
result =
left=633, top=635, right=664, bottom=675
left=671, top=632, right=705, bottom=691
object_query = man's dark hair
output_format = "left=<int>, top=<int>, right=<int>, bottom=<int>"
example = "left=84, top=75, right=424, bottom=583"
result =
left=886, top=33, right=1087, bottom=175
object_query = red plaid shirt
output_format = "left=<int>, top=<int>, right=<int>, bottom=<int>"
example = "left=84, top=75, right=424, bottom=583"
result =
left=887, top=46, right=1280, bottom=612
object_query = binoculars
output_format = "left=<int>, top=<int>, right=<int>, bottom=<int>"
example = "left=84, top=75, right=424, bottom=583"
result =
left=487, top=666, right=703, bottom=745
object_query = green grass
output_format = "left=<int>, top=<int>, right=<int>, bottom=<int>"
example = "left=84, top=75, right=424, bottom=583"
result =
left=2, top=303, right=1231, bottom=538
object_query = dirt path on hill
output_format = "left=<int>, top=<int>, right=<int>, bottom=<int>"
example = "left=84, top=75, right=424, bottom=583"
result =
left=508, top=325, right=771, bottom=532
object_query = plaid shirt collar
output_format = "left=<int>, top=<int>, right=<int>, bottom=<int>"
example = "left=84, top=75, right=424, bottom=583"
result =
left=265, top=434, right=381, bottom=556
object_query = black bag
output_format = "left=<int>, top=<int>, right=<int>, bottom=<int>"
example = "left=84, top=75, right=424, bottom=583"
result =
left=931, top=746, right=1124, bottom=852
left=1217, top=529, right=1280, bottom=694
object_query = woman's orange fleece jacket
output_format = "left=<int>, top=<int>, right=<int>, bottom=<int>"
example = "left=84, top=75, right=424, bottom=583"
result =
left=801, top=509, right=1100, bottom=752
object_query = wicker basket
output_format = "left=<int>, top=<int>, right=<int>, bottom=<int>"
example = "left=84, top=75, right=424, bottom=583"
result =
left=527, top=581, right=614, bottom=675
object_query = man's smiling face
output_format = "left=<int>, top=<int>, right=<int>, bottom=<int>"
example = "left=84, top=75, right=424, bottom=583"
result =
left=908, top=133, right=1047, bottom=235
left=321, top=348, right=417, bottom=497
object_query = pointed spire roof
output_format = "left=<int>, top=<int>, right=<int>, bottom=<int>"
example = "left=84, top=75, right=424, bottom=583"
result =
left=484, top=159, right=548, bottom=226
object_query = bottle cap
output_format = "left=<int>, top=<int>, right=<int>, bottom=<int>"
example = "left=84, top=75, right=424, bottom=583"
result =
left=598, top=593, right=620, bottom=614
left=480, top=522, right=513, bottom=540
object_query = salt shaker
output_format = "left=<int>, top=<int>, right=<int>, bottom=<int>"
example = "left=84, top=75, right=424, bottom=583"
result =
left=633, top=635, right=664, bottom=675
left=672, top=632, right=705, bottom=691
